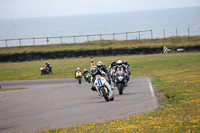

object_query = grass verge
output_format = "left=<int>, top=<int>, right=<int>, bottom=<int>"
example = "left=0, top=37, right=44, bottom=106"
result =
left=0, top=36, right=200, bottom=54
left=0, top=87, right=28, bottom=92
left=1, top=52, right=200, bottom=132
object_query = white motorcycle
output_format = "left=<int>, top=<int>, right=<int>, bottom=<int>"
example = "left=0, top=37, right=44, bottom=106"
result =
left=94, top=75, right=114, bottom=102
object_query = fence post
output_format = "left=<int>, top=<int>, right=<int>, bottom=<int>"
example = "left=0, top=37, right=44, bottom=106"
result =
left=87, top=35, right=89, bottom=42
left=188, top=28, right=190, bottom=38
left=5, top=39, right=8, bottom=47
left=19, top=39, right=21, bottom=46
left=113, top=33, right=115, bottom=40
left=126, top=32, right=128, bottom=40
left=176, top=28, right=178, bottom=37
left=60, top=37, right=62, bottom=44
left=138, top=31, right=140, bottom=40
left=33, top=38, right=35, bottom=46
left=74, top=36, right=76, bottom=44
left=100, top=34, right=102, bottom=40
left=151, top=30, right=153, bottom=39
left=46, top=37, right=49, bottom=45
left=163, top=29, right=165, bottom=39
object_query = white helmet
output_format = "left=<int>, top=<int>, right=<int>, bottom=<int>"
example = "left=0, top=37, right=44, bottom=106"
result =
left=117, top=60, right=123, bottom=66
left=97, top=61, right=103, bottom=68
left=77, top=68, right=80, bottom=71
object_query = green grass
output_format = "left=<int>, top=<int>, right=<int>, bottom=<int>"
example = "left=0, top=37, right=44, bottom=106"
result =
left=0, top=52, right=200, bottom=81
left=0, top=87, right=28, bottom=92
left=0, top=36, right=200, bottom=55
left=1, top=52, right=200, bottom=132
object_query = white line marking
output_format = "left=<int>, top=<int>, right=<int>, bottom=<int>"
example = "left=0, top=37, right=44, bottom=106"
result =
left=148, top=78, right=155, bottom=97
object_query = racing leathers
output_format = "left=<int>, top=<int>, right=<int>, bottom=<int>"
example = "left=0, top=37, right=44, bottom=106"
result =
left=45, top=63, right=52, bottom=74
left=98, top=65, right=111, bottom=84
left=91, top=67, right=112, bottom=92
left=114, top=64, right=129, bottom=81
left=74, top=70, right=81, bottom=79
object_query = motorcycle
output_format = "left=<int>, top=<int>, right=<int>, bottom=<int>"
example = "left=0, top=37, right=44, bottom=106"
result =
left=75, top=71, right=82, bottom=84
left=40, top=66, right=52, bottom=75
left=84, top=72, right=92, bottom=83
left=115, top=70, right=127, bottom=95
left=94, top=75, right=114, bottom=102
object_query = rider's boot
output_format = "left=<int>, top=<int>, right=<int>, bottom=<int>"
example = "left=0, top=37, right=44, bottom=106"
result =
left=91, top=85, right=97, bottom=91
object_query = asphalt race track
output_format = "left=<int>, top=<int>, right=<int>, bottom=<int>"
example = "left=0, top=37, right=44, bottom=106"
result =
left=0, top=77, right=158, bottom=133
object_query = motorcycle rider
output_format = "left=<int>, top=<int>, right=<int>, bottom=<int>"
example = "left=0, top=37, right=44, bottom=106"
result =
left=74, top=68, right=81, bottom=79
left=45, top=62, right=52, bottom=74
left=109, top=59, right=117, bottom=69
left=90, top=65, right=113, bottom=93
left=114, top=60, right=129, bottom=81
left=123, top=60, right=131, bottom=76
left=83, top=69, right=91, bottom=83
left=109, top=60, right=117, bottom=82
left=96, top=61, right=111, bottom=84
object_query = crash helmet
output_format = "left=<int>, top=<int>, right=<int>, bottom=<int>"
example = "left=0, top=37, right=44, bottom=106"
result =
left=45, top=62, right=48, bottom=65
left=90, top=66, right=97, bottom=75
left=112, top=60, right=116, bottom=63
left=84, top=69, right=87, bottom=72
left=97, top=61, right=103, bottom=68
left=123, top=60, right=127, bottom=65
left=77, top=68, right=80, bottom=71
left=117, top=60, right=123, bottom=66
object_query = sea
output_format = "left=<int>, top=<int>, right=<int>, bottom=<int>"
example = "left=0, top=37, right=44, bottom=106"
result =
left=0, top=6, right=200, bottom=47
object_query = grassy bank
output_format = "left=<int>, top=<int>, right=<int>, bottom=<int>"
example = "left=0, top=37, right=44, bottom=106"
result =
left=1, top=52, right=200, bottom=132
left=0, top=36, right=200, bottom=55
left=0, top=52, right=199, bottom=81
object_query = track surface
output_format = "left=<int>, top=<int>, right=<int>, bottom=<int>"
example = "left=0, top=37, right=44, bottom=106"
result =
left=0, top=77, right=158, bottom=133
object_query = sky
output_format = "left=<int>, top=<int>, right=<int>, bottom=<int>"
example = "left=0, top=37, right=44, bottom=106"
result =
left=0, top=0, right=200, bottom=19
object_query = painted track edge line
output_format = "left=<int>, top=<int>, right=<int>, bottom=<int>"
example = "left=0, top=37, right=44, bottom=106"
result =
left=148, top=78, right=156, bottom=97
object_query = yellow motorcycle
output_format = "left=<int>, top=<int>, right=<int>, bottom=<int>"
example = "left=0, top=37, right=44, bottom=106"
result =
left=75, top=71, right=82, bottom=84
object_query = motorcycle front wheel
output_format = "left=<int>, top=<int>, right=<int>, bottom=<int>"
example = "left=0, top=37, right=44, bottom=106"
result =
left=117, top=83, right=124, bottom=95
left=100, top=87, right=110, bottom=102
left=78, top=77, right=81, bottom=84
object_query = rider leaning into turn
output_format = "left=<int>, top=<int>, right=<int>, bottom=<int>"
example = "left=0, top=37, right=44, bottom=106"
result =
left=90, top=65, right=105, bottom=91
left=90, top=65, right=114, bottom=99
left=96, top=61, right=111, bottom=84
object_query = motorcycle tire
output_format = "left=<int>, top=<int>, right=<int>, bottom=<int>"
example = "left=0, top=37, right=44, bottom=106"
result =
left=100, top=88, right=110, bottom=102
left=78, top=77, right=81, bottom=84
left=110, top=95, right=114, bottom=101
left=41, top=71, right=44, bottom=75
left=117, top=83, right=124, bottom=95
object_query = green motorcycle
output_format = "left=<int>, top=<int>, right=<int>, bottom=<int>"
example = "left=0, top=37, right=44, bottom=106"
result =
left=84, top=72, right=92, bottom=83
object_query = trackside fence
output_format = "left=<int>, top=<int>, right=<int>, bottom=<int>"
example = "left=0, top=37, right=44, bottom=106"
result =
left=0, top=30, right=153, bottom=47
left=0, top=28, right=193, bottom=47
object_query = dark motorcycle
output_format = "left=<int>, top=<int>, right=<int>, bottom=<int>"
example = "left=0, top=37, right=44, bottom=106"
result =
left=115, top=70, right=127, bottom=95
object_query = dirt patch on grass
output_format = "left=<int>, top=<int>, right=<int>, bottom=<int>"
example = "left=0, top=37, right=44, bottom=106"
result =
left=153, top=87, right=166, bottom=104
